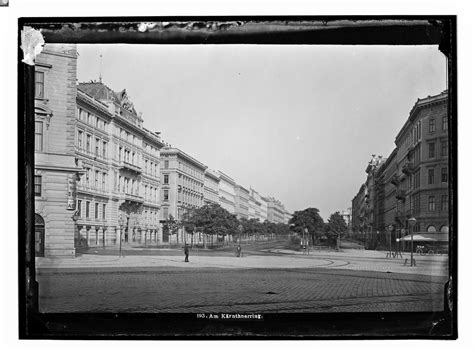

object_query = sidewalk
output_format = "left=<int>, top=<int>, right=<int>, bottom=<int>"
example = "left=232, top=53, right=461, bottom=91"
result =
left=36, top=248, right=449, bottom=277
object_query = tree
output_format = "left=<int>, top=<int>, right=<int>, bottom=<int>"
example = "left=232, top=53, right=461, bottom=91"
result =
left=288, top=208, right=325, bottom=245
left=192, top=203, right=239, bottom=247
left=163, top=214, right=179, bottom=244
left=325, top=211, right=348, bottom=249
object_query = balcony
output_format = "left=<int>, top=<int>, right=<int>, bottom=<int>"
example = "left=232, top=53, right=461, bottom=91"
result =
left=402, top=162, right=416, bottom=175
left=120, top=192, right=144, bottom=204
left=395, top=189, right=406, bottom=200
left=119, top=160, right=142, bottom=174
left=390, top=174, right=400, bottom=186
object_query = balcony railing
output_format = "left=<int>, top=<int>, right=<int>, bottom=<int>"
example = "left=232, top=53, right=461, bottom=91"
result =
left=395, top=189, right=406, bottom=200
left=402, top=162, right=416, bottom=175
left=120, top=192, right=144, bottom=204
left=390, top=174, right=400, bottom=186
left=119, top=160, right=142, bottom=174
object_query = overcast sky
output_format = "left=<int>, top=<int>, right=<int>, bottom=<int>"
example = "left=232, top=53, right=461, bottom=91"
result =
left=77, top=44, right=446, bottom=220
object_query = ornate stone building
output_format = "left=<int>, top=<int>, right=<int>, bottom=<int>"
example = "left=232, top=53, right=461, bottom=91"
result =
left=218, top=171, right=237, bottom=215
left=234, top=185, right=250, bottom=219
left=352, top=91, right=450, bottom=246
left=392, top=91, right=449, bottom=234
left=34, top=44, right=83, bottom=257
left=75, top=81, right=165, bottom=248
left=204, top=169, right=220, bottom=205
left=266, top=197, right=286, bottom=224
left=160, top=147, right=207, bottom=243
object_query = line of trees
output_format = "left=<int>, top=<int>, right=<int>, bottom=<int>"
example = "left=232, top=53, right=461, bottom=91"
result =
left=162, top=203, right=292, bottom=247
left=289, top=208, right=348, bottom=249
left=162, top=203, right=348, bottom=249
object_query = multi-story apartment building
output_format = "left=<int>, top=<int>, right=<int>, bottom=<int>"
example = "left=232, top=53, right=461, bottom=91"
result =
left=204, top=169, right=220, bottom=205
left=393, top=91, right=449, bottom=234
left=235, top=185, right=250, bottom=219
left=218, top=171, right=237, bottom=215
left=284, top=210, right=293, bottom=224
left=266, top=197, right=286, bottom=224
left=76, top=81, right=165, bottom=247
left=352, top=183, right=368, bottom=240
left=34, top=44, right=83, bottom=257
left=160, top=147, right=207, bottom=243
left=352, top=90, right=450, bottom=246
left=249, top=187, right=268, bottom=223
left=260, top=196, right=269, bottom=223
left=373, top=149, right=398, bottom=236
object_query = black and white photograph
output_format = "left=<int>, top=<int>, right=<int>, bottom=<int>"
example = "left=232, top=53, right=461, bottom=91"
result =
left=5, top=11, right=467, bottom=341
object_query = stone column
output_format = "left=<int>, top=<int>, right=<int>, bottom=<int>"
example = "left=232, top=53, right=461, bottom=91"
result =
left=98, top=227, right=104, bottom=247
left=140, top=228, right=146, bottom=244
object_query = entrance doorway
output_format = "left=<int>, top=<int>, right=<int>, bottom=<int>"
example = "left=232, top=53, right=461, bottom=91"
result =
left=35, top=214, right=45, bottom=257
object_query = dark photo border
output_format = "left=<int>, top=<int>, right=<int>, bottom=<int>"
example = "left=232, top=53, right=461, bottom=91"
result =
left=18, top=16, right=457, bottom=339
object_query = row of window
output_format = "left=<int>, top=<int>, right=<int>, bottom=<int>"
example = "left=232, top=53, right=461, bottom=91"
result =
left=178, top=161, right=204, bottom=180
left=428, top=140, right=448, bottom=158
left=81, top=168, right=108, bottom=191
left=77, top=130, right=108, bottom=158
left=410, top=167, right=448, bottom=189
left=144, top=158, right=159, bottom=177
left=178, top=173, right=204, bottom=191
left=428, top=116, right=448, bottom=133
left=411, top=194, right=448, bottom=213
left=77, top=199, right=107, bottom=220
left=77, top=108, right=108, bottom=132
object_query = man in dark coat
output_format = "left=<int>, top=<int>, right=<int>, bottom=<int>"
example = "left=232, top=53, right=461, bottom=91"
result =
left=184, top=244, right=189, bottom=262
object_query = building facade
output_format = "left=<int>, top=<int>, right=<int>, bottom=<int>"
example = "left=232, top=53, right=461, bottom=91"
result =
left=34, top=44, right=83, bottom=257
left=218, top=171, right=237, bottom=215
left=351, top=91, right=450, bottom=246
left=160, top=147, right=207, bottom=243
left=76, top=81, right=165, bottom=247
left=204, top=169, right=220, bottom=205
left=392, top=91, right=449, bottom=234
left=234, top=185, right=250, bottom=219
left=266, top=197, right=286, bottom=224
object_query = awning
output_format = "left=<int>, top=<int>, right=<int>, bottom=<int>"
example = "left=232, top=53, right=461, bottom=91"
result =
left=399, top=232, right=449, bottom=242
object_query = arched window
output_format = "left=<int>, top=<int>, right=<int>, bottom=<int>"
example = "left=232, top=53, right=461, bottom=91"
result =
left=440, top=225, right=449, bottom=234
left=426, top=225, right=437, bottom=233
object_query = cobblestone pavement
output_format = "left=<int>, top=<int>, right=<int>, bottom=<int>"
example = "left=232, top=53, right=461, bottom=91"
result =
left=37, top=267, right=447, bottom=313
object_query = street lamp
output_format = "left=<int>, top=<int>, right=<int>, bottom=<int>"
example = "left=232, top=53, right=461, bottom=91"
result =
left=387, top=224, right=393, bottom=258
left=238, top=224, right=243, bottom=246
left=407, top=216, right=417, bottom=267
left=118, top=214, right=125, bottom=258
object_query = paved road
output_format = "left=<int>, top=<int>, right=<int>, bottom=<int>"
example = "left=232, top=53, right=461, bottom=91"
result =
left=36, top=240, right=449, bottom=313
left=37, top=267, right=446, bottom=313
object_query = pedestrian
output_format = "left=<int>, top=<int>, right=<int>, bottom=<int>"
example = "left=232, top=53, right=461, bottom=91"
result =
left=184, top=244, right=189, bottom=262
left=236, top=245, right=241, bottom=257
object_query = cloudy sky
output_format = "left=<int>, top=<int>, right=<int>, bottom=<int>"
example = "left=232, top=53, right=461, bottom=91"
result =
left=77, top=44, right=446, bottom=220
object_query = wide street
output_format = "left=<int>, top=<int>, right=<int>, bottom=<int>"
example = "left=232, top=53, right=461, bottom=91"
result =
left=36, top=240, right=449, bottom=313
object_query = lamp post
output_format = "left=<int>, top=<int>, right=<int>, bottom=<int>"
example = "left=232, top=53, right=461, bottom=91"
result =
left=303, top=227, right=308, bottom=254
left=118, top=214, right=124, bottom=258
left=407, top=216, right=417, bottom=267
left=387, top=225, right=393, bottom=258
left=238, top=224, right=243, bottom=246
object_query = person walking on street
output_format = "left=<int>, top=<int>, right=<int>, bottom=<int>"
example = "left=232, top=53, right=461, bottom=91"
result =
left=184, top=244, right=189, bottom=262
left=236, top=245, right=242, bottom=258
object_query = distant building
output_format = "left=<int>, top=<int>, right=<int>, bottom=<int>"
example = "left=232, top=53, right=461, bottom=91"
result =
left=266, top=197, right=286, bottom=224
left=34, top=44, right=82, bottom=257
left=160, top=147, right=207, bottom=243
left=234, top=185, right=250, bottom=219
left=204, top=169, right=220, bottom=205
left=249, top=187, right=268, bottom=223
left=218, top=171, right=236, bottom=215
left=284, top=210, right=293, bottom=224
